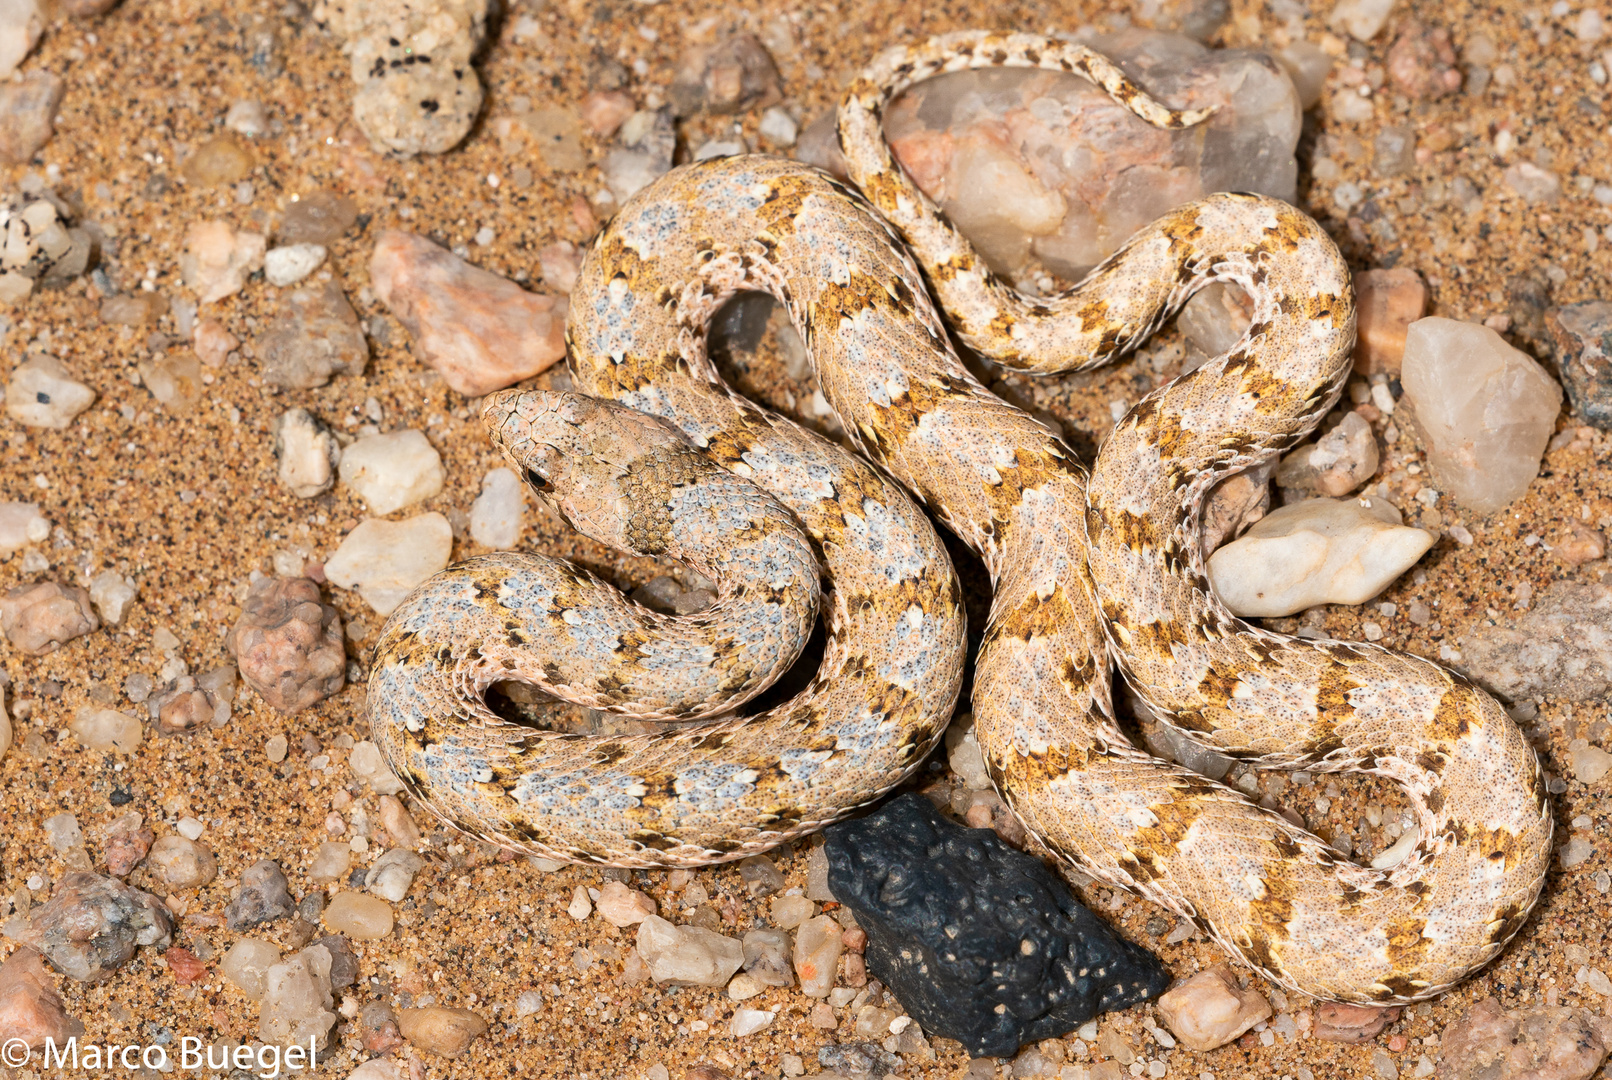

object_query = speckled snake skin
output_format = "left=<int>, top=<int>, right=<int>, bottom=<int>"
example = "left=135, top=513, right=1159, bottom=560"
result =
left=370, top=31, right=1552, bottom=1004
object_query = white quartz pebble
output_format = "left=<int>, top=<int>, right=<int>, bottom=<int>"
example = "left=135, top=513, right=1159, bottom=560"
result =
left=0, top=501, right=49, bottom=556
left=5, top=356, right=94, bottom=428
left=324, top=513, right=452, bottom=615
left=1207, top=497, right=1434, bottom=617
left=337, top=430, right=444, bottom=515
left=470, top=467, right=526, bottom=549
left=264, top=243, right=327, bottom=287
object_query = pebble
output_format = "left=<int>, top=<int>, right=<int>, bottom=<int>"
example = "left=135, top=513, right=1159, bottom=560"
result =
left=605, top=108, right=676, bottom=202
left=1568, top=740, right=1612, bottom=784
left=758, top=106, right=798, bottom=147
left=1503, top=162, right=1562, bottom=205
left=193, top=318, right=239, bottom=366
left=1, top=582, right=99, bottom=655
left=324, top=0, right=487, bottom=155
left=792, top=915, right=843, bottom=998
left=348, top=740, right=406, bottom=795
left=770, top=893, right=815, bottom=929
left=0, top=0, right=41, bottom=80
left=224, top=98, right=268, bottom=137
left=470, top=467, right=526, bottom=549
left=323, top=892, right=394, bottom=939
left=6, top=872, right=172, bottom=982
left=821, top=30, right=1299, bottom=286
left=347, top=1061, right=404, bottom=1080
left=364, top=848, right=425, bottom=902
left=1275, top=412, right=1379, bottom=497
left=1402, top=317, right=1563, bottom=514
left=259, top=280, right=369, bottom=389
left=1330, top=0, right=1395, bottom=40
left=182, top=135, right=254, bottom=187
left=101, top=821, right=153, bottom=877
left=824, top=793, right=1171, bottom=1057
left=1554, top=524, right=1606, bottom=567
left=180, top=220, right=265, bottom=304
left=580, top=90, right=635, bottom=137
left=567, top=885, right=592, bottom=921
left=0, top=500, right=48, bottom=556
left=1156, top=966, right=1272, bottom=1050
left=68, top=706, right=142, bottom=753
left=358, top=1000, right=405, bottom=1054
left=1463, top=582, right=1612, bottom=701
left=325, top=514, right=453, bottom=615
left=944, top=711, right=993, bottom=790
left=670, top=33, right=781, bottom=116
left=1275, top=40, right=1334, bottom=110
left=225, top=860, right=295, bottom=931
left=148, top=674, right=221, bottom=737
left=98, top=292, right=167, bottom=325
left=1314, top=1001, right=1401, bottom=1043
left=1353, top=269, right=1427, bottom=375
left=818, top=1042, right=901, bottom=1078
left=259, top=944, right=338, bottom=1049
left=371, top=230, right=568, bottom=395
left=1, top=192, right=92, bottom=297
left=220, top=939, right=282, bottom=1000
left=41, top=812, right=80, bottom=853
left=634, top=915, right=745, bottom=986
left=137, top=351, right=203, bottom=414
left=730, top=1008, right=777, bottom=1036
left=1437, top=997, right=1608, bottom=1080
left=0, top=946, right=82, bottom=1050
left=279, top=190, right=359, bottom=246
left=88, top=570, right=137, bottom=625
left=378, top=795, right=422, bottom=849
left=397, top=1006, right=489, bottom=1059
left=537, top=241, right=582, bottom=293
left=596, top=881, right=657, bottom=927
left=1386, top=21, right=1462, bottom=98
left=264, top=243, right=328, bottom=287
left=164, top=945, right=208, bottom=985
left=146, top=836, right=218, bottom=890
left=1560, top=835, right=1595, bottom=868
left=0, top=71, right=63, bottom=164
left=1547, top=301, right=1612, bottom=429
left=273, top=407, right=342, bottom=498
left=339, top=429, right=445, bottom=515
left=227, top=576, right=346, bottom=714
left=309, top=841, right=353, bottom=884
left=1207, top=498, right=1434, bottom=617
left=5, top=354, right=95, bottom=428
left=738, top=854, right=786, bottom=898
left=741, top=928, right=794, bottom=987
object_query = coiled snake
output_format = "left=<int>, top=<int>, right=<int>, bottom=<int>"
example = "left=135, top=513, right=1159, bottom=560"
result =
left=369, top=31, right=1553, bottom=1004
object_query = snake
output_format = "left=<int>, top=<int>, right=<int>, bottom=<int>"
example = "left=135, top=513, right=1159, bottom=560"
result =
left=368, top=31, right=1553, bottom=1004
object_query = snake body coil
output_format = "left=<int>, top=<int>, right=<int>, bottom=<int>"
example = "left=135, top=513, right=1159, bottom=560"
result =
left=370, top=31, right=1552, bottom=1004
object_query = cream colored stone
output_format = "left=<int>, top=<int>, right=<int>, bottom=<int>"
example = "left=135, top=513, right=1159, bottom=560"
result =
left=324, top=514, right=452, bottom=615
left=1401, top=317, right=1563, bottom=515
left=1158, top=967, right=1272, bottom=1051
left=1207, top=497, right=1434, bottom=617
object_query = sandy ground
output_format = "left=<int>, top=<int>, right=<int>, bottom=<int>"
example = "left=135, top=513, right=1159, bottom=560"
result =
left=2, top=0, right=1611, bottom=1077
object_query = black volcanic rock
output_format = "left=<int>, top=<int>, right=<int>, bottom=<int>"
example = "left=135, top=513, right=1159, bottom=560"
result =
left=824, top=793, right=1172, bottom=1057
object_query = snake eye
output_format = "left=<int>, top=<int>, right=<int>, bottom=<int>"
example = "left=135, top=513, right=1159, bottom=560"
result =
left=524, top=468, right=552, bottom=492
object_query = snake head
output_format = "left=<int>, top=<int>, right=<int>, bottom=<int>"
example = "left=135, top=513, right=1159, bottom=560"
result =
left=481, top=389, right=691, bottom=554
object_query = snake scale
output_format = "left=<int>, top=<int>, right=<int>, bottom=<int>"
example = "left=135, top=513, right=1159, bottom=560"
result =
left=370, top=31, right=1553, bottom=1004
